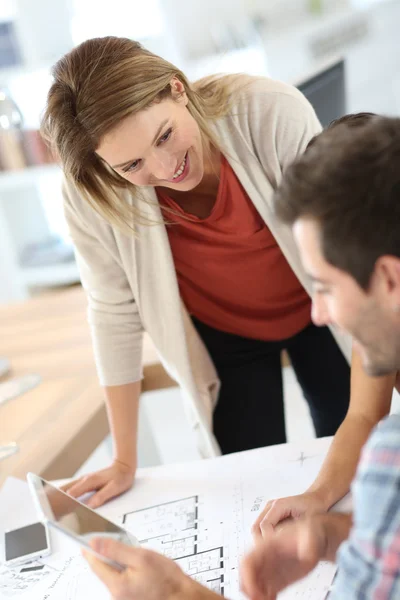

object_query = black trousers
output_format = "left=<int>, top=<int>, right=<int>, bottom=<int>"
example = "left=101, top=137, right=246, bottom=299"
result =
left=192, top=318, right=351, bottom=454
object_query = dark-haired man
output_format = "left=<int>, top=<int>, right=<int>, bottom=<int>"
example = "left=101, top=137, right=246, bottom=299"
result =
left=242, top=115, right=400, bottom=599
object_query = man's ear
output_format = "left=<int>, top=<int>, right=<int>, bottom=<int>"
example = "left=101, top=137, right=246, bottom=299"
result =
left=375, top=256, right=400, bottom=307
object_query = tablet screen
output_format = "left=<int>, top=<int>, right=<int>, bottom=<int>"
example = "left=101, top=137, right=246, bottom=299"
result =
left=27, top=473, right=138, bottom=548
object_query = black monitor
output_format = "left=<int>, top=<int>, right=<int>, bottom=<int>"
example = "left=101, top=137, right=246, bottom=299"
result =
left=296, top=59, right=346, bottom=127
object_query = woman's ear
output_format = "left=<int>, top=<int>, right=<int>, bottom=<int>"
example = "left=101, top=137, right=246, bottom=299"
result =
left=170, top=77, right=188, bottom=105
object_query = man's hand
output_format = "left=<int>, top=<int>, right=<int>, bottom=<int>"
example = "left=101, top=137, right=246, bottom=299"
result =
left=252, top=491, right=328, bottom=539
left=61, top=459, right=136, bottom=509
left=83, top=538, right=219, bottom=600
left=242, top=517, right=328, bottom=600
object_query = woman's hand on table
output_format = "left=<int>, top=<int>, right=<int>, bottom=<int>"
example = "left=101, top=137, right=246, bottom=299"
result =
left=252, top=491, right=328, bottom=539
left=61, top=459, right=136, bottom=508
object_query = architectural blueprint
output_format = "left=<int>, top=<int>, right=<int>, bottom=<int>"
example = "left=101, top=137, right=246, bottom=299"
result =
left=113, top=436, right=340, bottom=599
left=0, top=437, right=345, bottom=599
left=123, top=496, right=226, bottom=594
left=0, top=562, right=54, bottom=598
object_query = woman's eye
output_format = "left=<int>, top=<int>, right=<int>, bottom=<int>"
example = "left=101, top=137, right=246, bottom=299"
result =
left=158, top=128, right=172, bottom=145
left=123, top=159, right=141, bottom=173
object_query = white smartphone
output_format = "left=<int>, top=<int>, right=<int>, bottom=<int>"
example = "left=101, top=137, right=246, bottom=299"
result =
left=27, top=473, right=139, bottom=572
left=3, top=522, right=51, bottom=567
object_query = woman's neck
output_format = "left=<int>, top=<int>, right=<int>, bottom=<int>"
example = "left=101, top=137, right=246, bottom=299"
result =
left=194, top=142, right=221, bottom=196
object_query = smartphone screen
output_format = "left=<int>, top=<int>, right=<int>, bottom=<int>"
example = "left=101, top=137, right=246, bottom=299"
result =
left=5, top=522, right=48, bottom=562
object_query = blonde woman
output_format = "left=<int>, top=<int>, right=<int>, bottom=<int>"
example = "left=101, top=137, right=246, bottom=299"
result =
left=43, top=37, right=393, bottom=514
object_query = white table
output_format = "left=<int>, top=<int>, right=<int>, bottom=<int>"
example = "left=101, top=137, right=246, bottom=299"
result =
left=0, top=436, right=351, bottom=599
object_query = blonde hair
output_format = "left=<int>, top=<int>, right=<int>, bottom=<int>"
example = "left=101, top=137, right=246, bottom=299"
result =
left=42, top=36, right=238, bottom=231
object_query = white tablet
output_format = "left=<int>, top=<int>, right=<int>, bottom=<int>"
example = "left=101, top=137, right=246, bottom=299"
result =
left=27, top=472, right=139, bottom=571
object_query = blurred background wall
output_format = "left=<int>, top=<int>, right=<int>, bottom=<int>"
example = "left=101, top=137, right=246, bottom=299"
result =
left=1, top=0, right=399, bottom=304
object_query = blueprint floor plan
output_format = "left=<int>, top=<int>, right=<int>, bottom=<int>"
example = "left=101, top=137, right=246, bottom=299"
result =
left=113, top=437, right=343, bottom=599
left=123, top=496, right=225, bottom=594
left=1, top=437, right=347, bottom=599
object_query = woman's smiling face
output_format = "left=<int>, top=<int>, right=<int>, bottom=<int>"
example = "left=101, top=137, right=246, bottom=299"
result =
left=96, top=79, right=205, bottom=191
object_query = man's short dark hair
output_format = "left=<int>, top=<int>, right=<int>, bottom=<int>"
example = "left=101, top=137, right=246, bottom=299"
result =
left=274, top=115, right=400, bottom=289
left=306, top=112, right=377, bottom=150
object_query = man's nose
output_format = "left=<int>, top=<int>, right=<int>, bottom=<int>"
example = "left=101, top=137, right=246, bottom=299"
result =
left=311, top=296, right=330, bottom=327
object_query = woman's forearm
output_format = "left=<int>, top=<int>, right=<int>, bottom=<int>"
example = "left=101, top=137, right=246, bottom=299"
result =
left=307, top=350, right=394, bottom=509
left=104, top=381, right=141, bottom=470
left=307, top=414, right=378, bottom=508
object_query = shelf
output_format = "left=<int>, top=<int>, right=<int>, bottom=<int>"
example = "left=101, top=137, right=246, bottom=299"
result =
left=20, top=261, right=80, bottom=288
left=0, top=164, right=62, bottom=191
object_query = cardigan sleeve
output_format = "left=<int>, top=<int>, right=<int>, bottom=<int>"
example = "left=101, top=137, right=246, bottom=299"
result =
left=63, top=179, right=144, bottom=387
